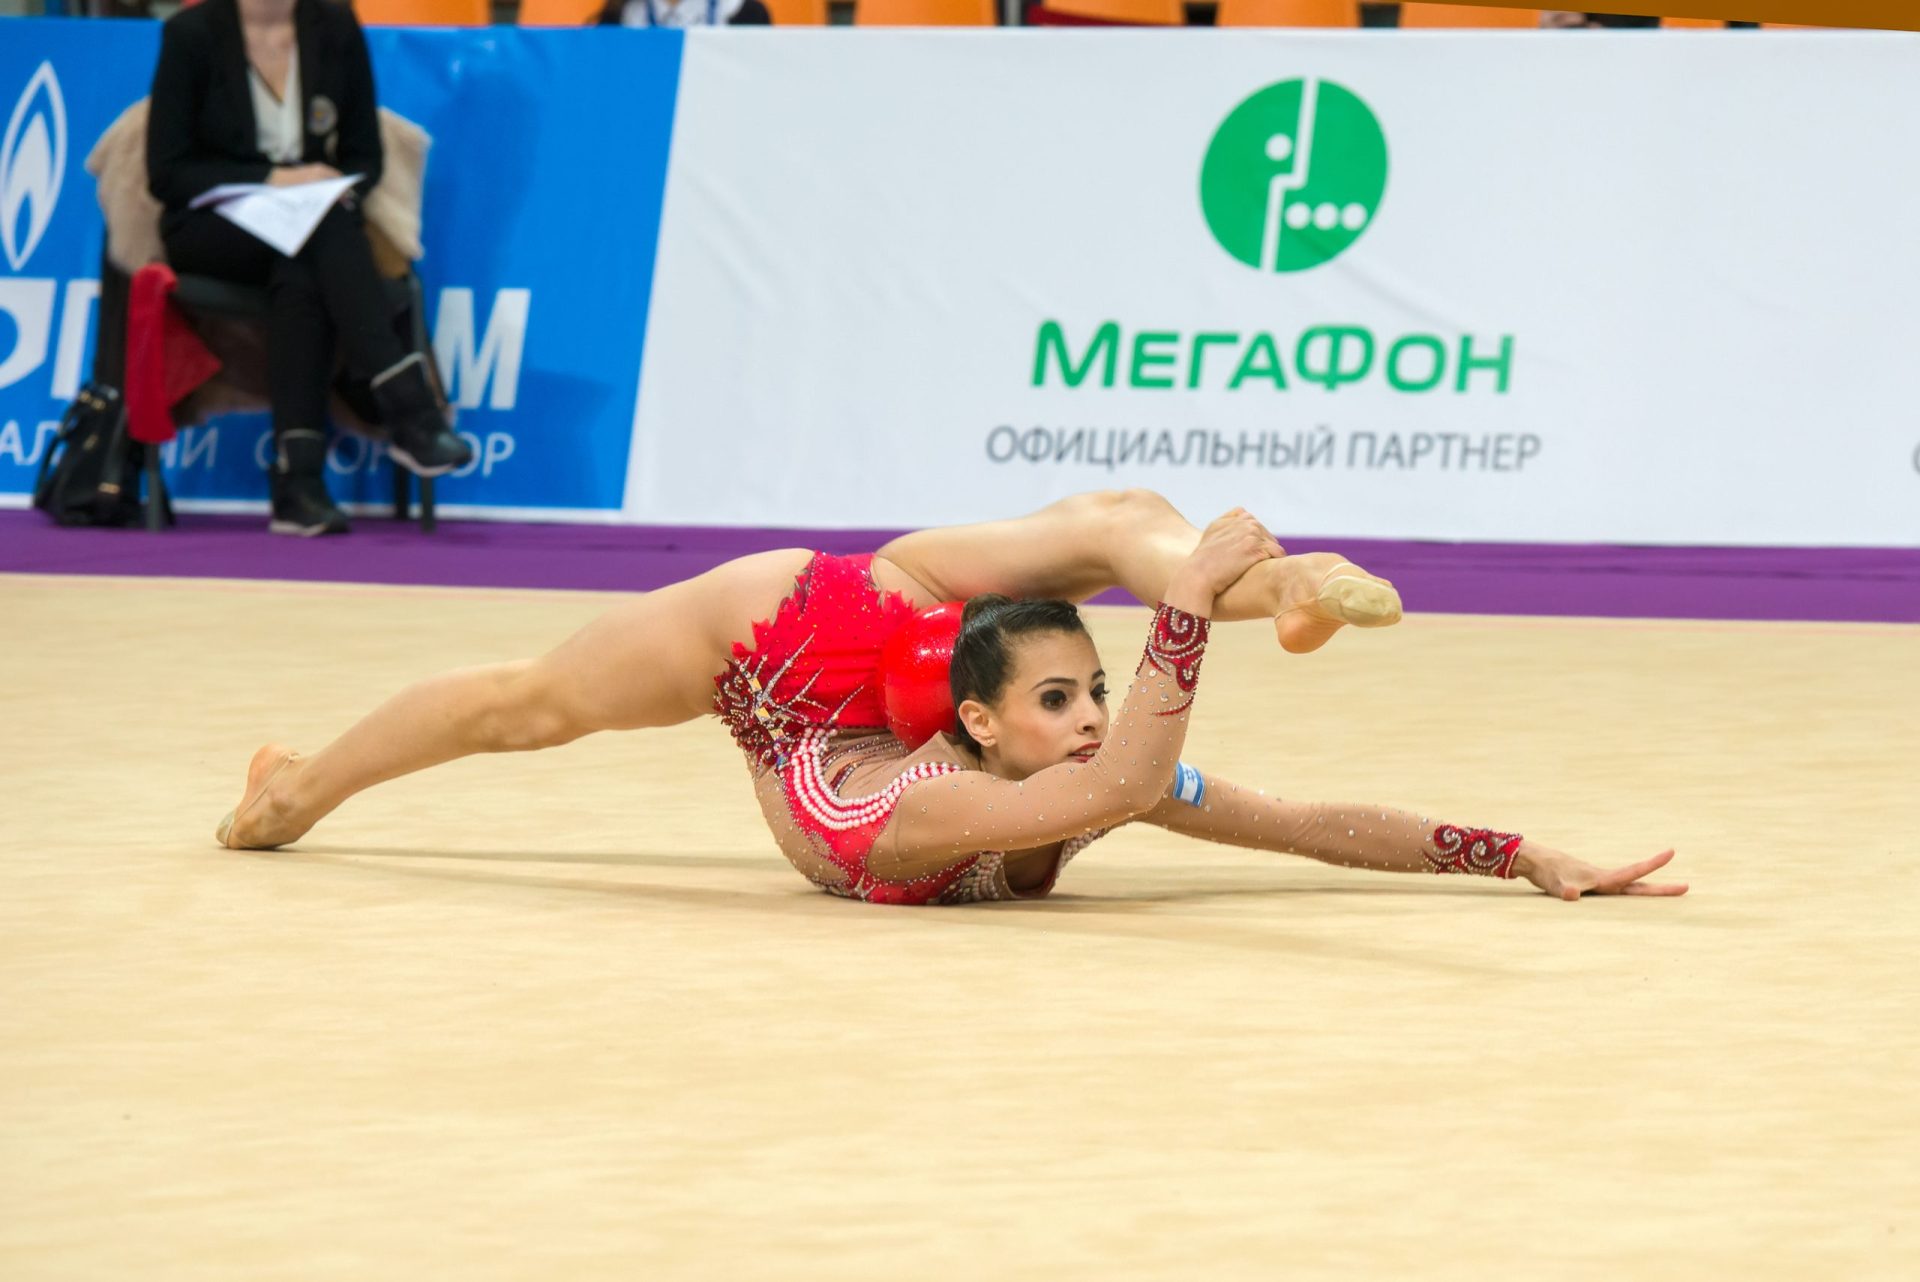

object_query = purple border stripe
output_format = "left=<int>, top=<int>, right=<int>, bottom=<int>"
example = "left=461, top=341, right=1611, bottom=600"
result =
left=2, top=511, right=1916, bottom=624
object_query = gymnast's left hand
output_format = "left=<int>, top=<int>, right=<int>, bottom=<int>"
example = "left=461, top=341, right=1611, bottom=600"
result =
left=1512, top=845, right=1689, bottom=901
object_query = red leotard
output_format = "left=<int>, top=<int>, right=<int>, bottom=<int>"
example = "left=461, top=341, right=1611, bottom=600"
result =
left=712, top=553, right=1113, bottom=905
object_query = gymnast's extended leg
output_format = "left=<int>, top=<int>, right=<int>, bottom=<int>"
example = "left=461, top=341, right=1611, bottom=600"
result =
left=217, top=550, right=817, bottom=850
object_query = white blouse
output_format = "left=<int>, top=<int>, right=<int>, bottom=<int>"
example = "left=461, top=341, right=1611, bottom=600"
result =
left=249, top=43, right=303, bottom=166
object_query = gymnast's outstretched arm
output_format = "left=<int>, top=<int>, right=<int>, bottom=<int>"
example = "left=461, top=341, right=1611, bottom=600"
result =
left=1135, top=770, right=1687, bottom=900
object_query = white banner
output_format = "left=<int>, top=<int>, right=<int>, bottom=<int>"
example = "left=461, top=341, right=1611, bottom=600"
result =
left=627, top=31, right=1920, bottom=546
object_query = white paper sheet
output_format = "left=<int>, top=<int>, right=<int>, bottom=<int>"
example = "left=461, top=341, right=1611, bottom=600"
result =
left=189, top=174, right=362, bottom=256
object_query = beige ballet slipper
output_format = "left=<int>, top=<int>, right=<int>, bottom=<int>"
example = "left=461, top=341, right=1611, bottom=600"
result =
left=1275, top=562, right=1403, bottom=655
left=215, top=744, right=301, bottom=850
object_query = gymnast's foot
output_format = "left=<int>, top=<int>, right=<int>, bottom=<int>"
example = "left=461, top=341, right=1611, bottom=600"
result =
left=214, top=743, right=312, bottom=850
left=1272, top=552, right=1402, bottom=655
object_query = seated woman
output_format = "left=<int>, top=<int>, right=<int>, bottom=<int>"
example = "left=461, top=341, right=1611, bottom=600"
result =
left=146, top=0, right=472, bottom=537
left=215, top=489, right=1685, bottom=905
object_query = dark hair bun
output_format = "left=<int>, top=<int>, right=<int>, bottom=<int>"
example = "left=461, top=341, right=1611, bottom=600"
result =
left=959, top=593, right=1012, bottom=631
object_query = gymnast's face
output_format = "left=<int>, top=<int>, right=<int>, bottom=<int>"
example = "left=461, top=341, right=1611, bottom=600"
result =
left=959, top=629, right=1110, bottom=781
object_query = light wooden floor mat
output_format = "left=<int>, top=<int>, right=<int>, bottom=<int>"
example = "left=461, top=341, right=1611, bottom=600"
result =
left=3, top=573, right=1915, bottom=1281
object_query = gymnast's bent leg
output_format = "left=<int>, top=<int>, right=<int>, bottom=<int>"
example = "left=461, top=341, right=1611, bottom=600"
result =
left=874, top=488, right=1398, bottom=653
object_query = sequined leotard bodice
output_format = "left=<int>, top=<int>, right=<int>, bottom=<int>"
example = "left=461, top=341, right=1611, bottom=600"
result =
left=711, top=553, right=1212, bottom=905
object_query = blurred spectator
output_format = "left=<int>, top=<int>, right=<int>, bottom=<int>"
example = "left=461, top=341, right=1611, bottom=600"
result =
left=1541, top=10, right=1658, bottom=24
left=599, top=0, right=772, bottom=25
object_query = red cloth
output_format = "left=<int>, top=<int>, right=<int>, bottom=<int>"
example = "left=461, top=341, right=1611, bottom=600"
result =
left=125, top=263, right=222, bottom=446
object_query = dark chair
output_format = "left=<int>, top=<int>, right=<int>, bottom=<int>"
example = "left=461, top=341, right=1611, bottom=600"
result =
left=96, top=253, right=447, bottom=533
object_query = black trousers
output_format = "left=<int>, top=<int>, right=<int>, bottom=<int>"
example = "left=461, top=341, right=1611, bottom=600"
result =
left=162, top=203, right=407, bottom=441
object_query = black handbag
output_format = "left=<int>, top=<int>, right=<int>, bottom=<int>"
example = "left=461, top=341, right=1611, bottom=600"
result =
left=31, top=384, right=155, bottom=528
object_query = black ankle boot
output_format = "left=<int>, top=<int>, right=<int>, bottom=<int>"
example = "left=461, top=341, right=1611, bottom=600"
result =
left=371, top=353, right=473, bottom=478
left=268, top=430, right=350, bottom=537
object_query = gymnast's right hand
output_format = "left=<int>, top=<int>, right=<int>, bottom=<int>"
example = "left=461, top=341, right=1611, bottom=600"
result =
left=1166, top=508, right=1284, bottom=613
left=1512, top=844, right=1690, bottom=900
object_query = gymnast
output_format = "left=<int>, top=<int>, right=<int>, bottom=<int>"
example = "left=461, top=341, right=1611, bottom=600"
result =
left=216, top=489, right=1686, bottom=905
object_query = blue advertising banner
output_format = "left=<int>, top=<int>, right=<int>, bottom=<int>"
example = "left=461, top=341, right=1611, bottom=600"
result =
left=0, top=22, right=682, bottom=517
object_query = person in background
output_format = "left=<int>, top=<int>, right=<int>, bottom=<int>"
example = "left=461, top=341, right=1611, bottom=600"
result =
left=147, top=0, right=472, bottom=537
left=1541, top=11, right=1655, bottom=26
left=598, top=0, right=772, bottom=27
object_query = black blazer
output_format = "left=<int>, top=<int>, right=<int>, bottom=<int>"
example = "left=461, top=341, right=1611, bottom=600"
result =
left=147, top=0, right=382, bottom=232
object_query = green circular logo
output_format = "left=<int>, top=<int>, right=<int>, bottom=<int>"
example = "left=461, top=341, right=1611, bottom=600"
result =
left=1200, top=79, right=1388, bottom=274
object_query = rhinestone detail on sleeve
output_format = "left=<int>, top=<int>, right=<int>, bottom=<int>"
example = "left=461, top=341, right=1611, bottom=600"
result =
left=1142, top=601, right=1210, bottom=716
left=1426, top=825, right=1524, bottom=879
